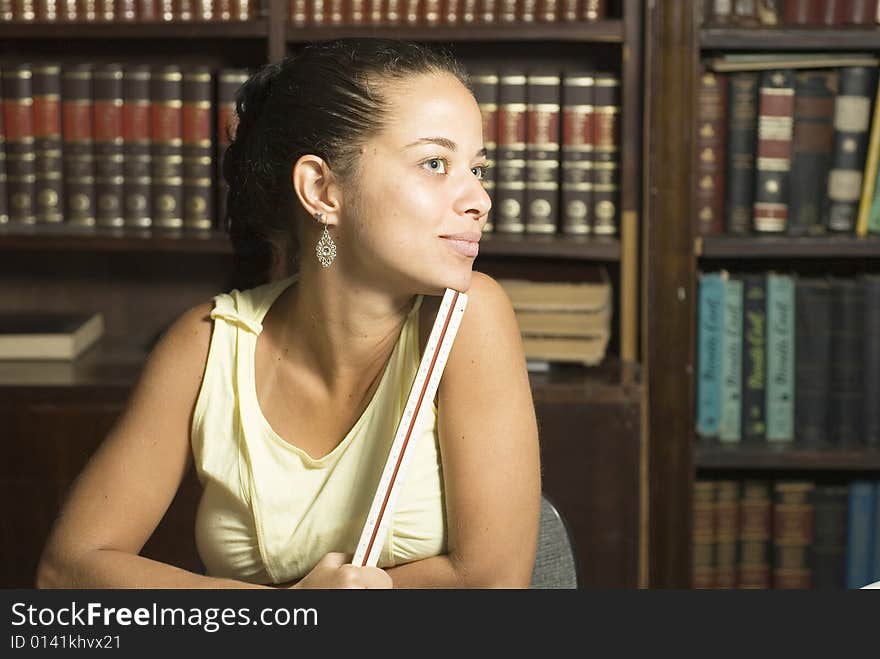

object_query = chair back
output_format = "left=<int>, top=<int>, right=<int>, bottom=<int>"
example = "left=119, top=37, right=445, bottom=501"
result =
left=530, top=494, right=579, bottom=589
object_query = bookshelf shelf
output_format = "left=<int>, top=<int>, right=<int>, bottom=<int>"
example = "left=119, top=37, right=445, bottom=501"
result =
left=696, top=235, right=880, bottom=259
left=696, top=442, right=880, bottom=472
left=286, top=22, right=625, bottom=44
left=0, top=225, right=234, bottom=255
left=481, top=233, right=621, bottom=261
left=0, top=20, right=270, bottom=39
left=701, top=27, right=880, bottom=51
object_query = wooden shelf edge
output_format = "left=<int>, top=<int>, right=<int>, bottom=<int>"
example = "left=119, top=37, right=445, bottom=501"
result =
left=695, top=442, right=880, bottom=471
left=480, top=233, right=621, bottom=261
left=0, top=225, right=233, bottom=254
left=698, top=234, right=880, bottom=259
left=701, top=26, right=880, bottom=50
left=0, top=20, right=270, bottom=39
left=287, top=21, right=625, bottom=43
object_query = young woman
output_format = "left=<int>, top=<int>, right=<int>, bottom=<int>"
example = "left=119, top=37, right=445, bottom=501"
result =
left=38, top=38, right=540, bottom=589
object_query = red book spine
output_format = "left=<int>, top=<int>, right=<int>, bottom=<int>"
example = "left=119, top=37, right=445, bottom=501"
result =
left=582, top=0, right=604, bottom=21
left=478, top=0, right=495, bottom=23
left=525, top=71, right=561, bottom=235
left=182, top=66, right=213, bottom=230
left=33, top=64, right=64, bottom=224
left=537, top=0, right=557, bottom=22
left=94, top=64, right=124, bottom=228
left=150, top=65, right=183, bottom=229
left=738, top=480, right=772, bottom=589
left=0, top=89, right=6, bottom=225
left=122, top=64, right=152, bottom=228
left=561, top=71, right=594, bottom=235
left=326, top=0, right=343, bottom=23
left=289, top=0, right=306, bottom=24
left=461, top=0, right=476, bottom=22
left=349, top=0, right=367, bottom=24
left=498, top=0, right=515, bottom=22
left=692, top=481, right=717, bottom=589
left=77, top=0, right=98, bottom=20
left=839, top=0, right=877, bottom=23
left=782, top=0, right=821, bottom=25
left=495, top=70, right=527, bottom=234
left=62, top=64, right=96, bottom=226
left=819, top=0, right=840, bottom=24
left=13, top=0, right=37, bottom=19
left=60, top=0, right=78, bottom=20
left=387, top=0, right=403, bottom=23
left=753, top=70, right=795, bottom=233
left=138, top=0, right=160, bottom=19
left=772, top=481, right=814, bottom=589
left=442, top=0, right=460, bottom=24
left=696, top=69, right=728, bottom=236
left=2, top=65, right=36, bottom=224
left=194, top=0, right=213, bottom=19
left=592, top=73, right=619, bottom=236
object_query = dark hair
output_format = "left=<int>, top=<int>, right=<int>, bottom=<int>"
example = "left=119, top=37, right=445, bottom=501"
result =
left=223, top=38, right=471, bottom=289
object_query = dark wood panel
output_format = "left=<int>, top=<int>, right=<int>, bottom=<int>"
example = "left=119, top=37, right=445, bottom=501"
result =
left=0, top=225, right=234, bottom=255
left=697, top=235, right=880, bottom=259
left=696, top=442, right=880, bottom=471
left=287, top=22, right=625, bottom=43
left=701, top=27, right=880, bottom=50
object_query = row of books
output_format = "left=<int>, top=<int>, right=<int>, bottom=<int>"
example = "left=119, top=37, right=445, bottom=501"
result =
left=288, top=0, right=609, bottom=25
left=696, top=271, right=880, bottom=445
left=472, top=69, right=621, bottom=238
left=498, top=271, right=611, bottom=367
left=693, top=478, right=880, bottom=590
left=702, top=0, right=880, bottom=27
left=0, top=0, right=263, bottom=21
left=0, top=62, right=246, bottom=230
left=696, top=60, right=880, bottom=237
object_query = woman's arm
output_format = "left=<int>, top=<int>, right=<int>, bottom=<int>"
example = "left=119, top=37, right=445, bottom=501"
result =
left=387, top=272, right=541, bottom=588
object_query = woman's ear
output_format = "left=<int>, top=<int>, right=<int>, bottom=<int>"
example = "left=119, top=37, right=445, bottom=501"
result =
left=291, top=155, right=342, bottom=224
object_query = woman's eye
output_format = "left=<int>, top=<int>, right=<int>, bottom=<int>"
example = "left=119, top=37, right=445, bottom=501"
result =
left=472, top=165, right=488, bottom=180
left=422, top=158, right=447, bottom=174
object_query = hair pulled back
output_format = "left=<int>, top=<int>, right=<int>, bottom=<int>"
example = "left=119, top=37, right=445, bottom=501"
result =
left=223, top=38, right=470, bottom=289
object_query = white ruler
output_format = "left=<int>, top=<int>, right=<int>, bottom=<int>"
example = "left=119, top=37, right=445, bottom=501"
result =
left=352, top=288, right=468, bottom=567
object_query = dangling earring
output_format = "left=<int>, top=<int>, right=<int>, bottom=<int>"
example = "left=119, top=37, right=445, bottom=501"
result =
left=314, top=211, right=337, bottom=268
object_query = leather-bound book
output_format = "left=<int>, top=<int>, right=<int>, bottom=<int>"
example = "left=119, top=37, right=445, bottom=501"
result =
left=837, top=0, right=878, bottom=23
left=94, top=64, right=124, bottom=228
left=788, top=70, right=836, bottom=236
left=737, top=479, right=772, bottom=588
left=783, top=0, right=822, bottom=24
left=692, top=480, right=718, bottom=589
left=582, top=0, right=604, bottom=21
left=732, top=0, right=760, bottom=25
left=12, top=0, right=35, bottom=19
left=122, top=64, right=152, bottom=228
left=62, top=64, right=95, bottom=226
left=2, top=64, right=36, bottom=225
left=828, top=277, right=865, bottom=446
left=525, top=71, right=560, bottom=235
left=820, top=0, right=840, bottom=25
left=471, top=69, right=498, bottom=233
left=772, top=480, right=815, bottom=589
left=714, top=480, right=740, bottom=588
left=705, top=0, right=733, bottom=25
left=137, top=0, right=159, bottom=20
left=194, top=0, right=212, bottom=20
left=386, top=0, right=403, bottom=23
left=150, top=65, right=183, bottom=229
left=753, top=69, right=795, bottom=233
left=536, top=0, right=556, bottom=22
left=326, top=0, right=344, bottom=24
left=479, top=0, right=496, bottom=23
left=696, top=69, right=727, bottom=236
left=725, top=72, right=759, bottom=235
left=32, top=63, right=64, bottom=224
left=494, top=70, right=527, bottom=234
left=182, top=66, right=213, bottom=230
left=591, top=73, right=619, bottom=236
left=0, top=85, right=7, bottom=225
left=809, top=484, right=848, bottom=589
left=826, top=66, right=878, bottom=232
left=561, top=71, right=594, bottom=235
left=498, top=0, right=515, bottom=22
left=289, top=0, right=306, bottom=25
left=520, top=0, right=536, bottom=22
left=216, top=69, right=247, bottom=232
left=794, top=278, right=832, bottom=447
left=863, top=275, right=880, bottom=447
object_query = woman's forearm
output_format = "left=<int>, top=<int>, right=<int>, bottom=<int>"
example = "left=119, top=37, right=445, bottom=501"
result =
left=384, top=554, right=529, bottom=589
left=37, top=549, right=270, bottom=590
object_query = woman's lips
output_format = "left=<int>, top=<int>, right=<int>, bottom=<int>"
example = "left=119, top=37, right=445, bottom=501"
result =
left=441, top=237, right=479, bottom=258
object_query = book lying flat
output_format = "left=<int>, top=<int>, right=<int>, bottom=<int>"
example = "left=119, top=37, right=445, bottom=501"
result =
left=499, top=277, right=611, bottom=312
left=0, top=312, right=104, bottom=360
left=708, top=53, right=880, bottom=72
left=521, top=335, right=609, bottom=367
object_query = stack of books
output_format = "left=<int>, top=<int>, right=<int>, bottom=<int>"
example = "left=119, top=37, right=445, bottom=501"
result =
left=498, top=273, right=611, bottom=368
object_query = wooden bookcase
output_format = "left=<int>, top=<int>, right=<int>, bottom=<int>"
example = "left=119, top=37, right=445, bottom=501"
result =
left=0, top=0, right=648, bottom=587
left=644, top=1, right=880, bottom=588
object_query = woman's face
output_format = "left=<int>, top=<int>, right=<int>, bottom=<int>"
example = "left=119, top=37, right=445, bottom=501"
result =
left=340, top=72, right=491, bottom=295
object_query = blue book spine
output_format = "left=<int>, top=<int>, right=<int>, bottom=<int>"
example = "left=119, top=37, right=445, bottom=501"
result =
left=697, top=272, right=725, bottom=438
left=719, top=277, right=743, bottom=442
left=766, top=273, right=795, bottom=442
left=846, top=481, right=877, bottom=589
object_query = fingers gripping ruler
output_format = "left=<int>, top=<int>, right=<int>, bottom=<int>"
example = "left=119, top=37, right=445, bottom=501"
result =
left=353, top=288, right=468, bottom=567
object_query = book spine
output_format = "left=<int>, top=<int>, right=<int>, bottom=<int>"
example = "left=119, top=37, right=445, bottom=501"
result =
left=327, top=0, right=344, bottom=24
left=94, top=64, right=124, bottom=228
left=732, top=0, right=759, bottom=24
left=772, top=480, right=815, bottom=588
left=869, top=162, right=880, bottom=233
left=461, top=0, right=477, bottom=22
left=696, top=69, right=727, bottom=236
left=561, top=71, right=594, bottom=235
left=840, top=0, right=876, bottom=22
left=697, top=272, right=726, bottom=439
left=536, top=0, right=556, bottom=22
left=122, top=64, right=151, bottom=228
left=582, top=0, right=604, bottom=21
left=725, top=72, right=759, bottom=235
left=692, top=480, right=718, bottom=589
left=820, top=0, right=840, bottom=25
left=707, top=0, right=733, bottom=25
left=788, top=70, right=837, bottom=236
left=2, top=64, right=37, bottom=225
left=62, top=64, right=95, bottom=227
left=826, top=66, right=878, bottom=232
left=738, top=479, right=772, bottom=588
left=525, top=71, right=560, bottom=235
left=478, top=0, right=495, bottom=23
left=765, top=273, right=794, bottom=442
left=714, top=480, right=740, bottom=588
left=15, top=0, right=37, bottom=19
left=756, top=0, right=781, bottom=25
left=495, top=71, right=527, bottom=234
left=864, top=275, right=880, bottom=447
left=151, top=65, right=183, bottom=229
left=217, top=69, right=247, bottom=233
left=855, top=80, right=880, bottom=236
left=591, top=73, right=619, bottom=236
left=783, top=0, right=821, bottom=24
left=809, top=484, right=849, bottom=589
left=194, top=0, right=213, bottom=20
left=753, top=69, right=795, bottom=233
left=742, top=274, right=767, bottom=442
left=387, top=0, right=402, bottom=23
left=182, top=66, right=213, bottom=231
left=829, top=278, right=866, bottom=445
left=471, top=70, right=498, bottom=233
left=289, top=0, right=306, bottom=25
left=794, top=278, right=832, bottom=446
left=32, top=63, right=64, bottom=225
left=0, top=80, right=6, bottom=225
left=719, top=276, right=743, bottom=442
left=846, top=481, right=876, bottom=589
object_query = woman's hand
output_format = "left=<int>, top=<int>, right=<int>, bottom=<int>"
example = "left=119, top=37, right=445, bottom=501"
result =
left=288, top=552, right=392, bottom=589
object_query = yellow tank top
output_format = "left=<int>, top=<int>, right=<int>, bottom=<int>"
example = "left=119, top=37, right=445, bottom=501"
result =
left=190, top=275, right=446, bottom=585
